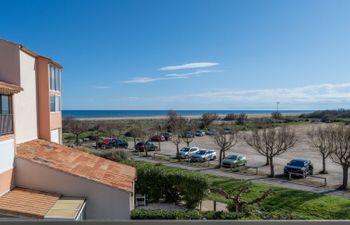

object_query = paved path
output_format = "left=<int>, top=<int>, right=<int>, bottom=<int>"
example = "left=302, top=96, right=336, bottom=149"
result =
left=133, top=156, right=350, bottom=199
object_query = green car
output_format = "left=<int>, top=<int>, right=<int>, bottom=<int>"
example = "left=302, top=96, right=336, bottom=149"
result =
left=222, top=154, right=247, bottom=168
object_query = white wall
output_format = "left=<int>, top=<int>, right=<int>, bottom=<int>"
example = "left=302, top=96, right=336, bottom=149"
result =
left=15, top=158, right=133, bottom=220
left=0, top=139, right=14, bottom=173
left=15, top=51, right=38, bottom=144
left=50, top=129, right=60, bottom=144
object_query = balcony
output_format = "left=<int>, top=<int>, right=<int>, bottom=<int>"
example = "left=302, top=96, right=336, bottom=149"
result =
left=0, top=114, right=13, bottom=135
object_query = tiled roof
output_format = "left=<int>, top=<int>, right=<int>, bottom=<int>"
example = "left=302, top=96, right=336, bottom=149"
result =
left=16, top=139, right=136, bottom=193
left=0, top=81, right=23, bottom=95
left=0, top=188, right=60, bottom=219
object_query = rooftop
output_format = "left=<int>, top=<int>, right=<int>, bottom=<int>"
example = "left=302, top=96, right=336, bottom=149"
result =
left=0, top=188, right=59, bottom=219
left=0, top=188, right=85, bottom=219
left=16, top=139, right=136, bottom=193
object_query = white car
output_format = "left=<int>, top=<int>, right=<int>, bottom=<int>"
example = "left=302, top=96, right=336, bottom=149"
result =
left=178, top=146, right=200, bottom=158
left=195, top=130, right=206, bottom=136
left=191, top=149, right=217, bottom=162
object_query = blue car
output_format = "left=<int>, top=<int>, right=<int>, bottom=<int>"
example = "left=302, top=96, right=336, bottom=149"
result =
left=284, top=159, right=313, bottom=177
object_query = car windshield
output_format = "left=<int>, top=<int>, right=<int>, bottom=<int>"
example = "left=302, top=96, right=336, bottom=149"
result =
left=181, top=148, right=189, bottom=152
left=198, top=150, right=207, bottom=155
left=227, top=155, right=238, bottom=160
left=289, top=160, right=306, bottom=167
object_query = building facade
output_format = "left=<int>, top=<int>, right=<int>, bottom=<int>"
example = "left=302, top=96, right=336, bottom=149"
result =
left=0, top=39, right=136, bottom=220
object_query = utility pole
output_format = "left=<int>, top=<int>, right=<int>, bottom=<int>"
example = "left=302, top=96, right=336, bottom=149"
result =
left=276, top=101, right=280, bottom=112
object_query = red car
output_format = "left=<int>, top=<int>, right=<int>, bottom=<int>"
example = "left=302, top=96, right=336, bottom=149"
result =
left=150, top=135, right=166, bottom=142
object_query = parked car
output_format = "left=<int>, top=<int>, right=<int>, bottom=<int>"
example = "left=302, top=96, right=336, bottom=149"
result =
left=112, top=139, right=129, bottom=149
left=284, top=159, right=313, bottom=177
left=178, top=146, right=200, bottom=158
left=222, top=154, right=247, bottom=168
left=224, top=128, right=232, bottom=134
left=191, top=149, right=217, bottom=162
left=150, top=135, right=166, bottom=142
left=183, top=131, right=195, bottom=138
left=97, top=138, right=129, bottom=149
left=97, top=138, right=114, bottom=149
left=205, top=129, right=217, bottom=136
left=135, top=141, right=158, bottom=152
left=160, top=132, right=172, bottom=141
left=195, top=130, right=206, bottom=136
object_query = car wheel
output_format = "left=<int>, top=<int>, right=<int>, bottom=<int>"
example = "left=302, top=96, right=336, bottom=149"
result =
left=309, top=169, right=313, bottom=175
left=213, top=156, right=216, bottom=160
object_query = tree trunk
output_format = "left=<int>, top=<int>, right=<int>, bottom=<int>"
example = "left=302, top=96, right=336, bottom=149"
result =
left=321, top=153, right=327, bottom=174
left=341, top=166, right=349, bottom=190
left=75, top=134, right=79, bottom=146
left=176, top=144, right=180, bottom=161
left=218, top=149, right=224, bottom=168
left=158, top=141, right=161, bottom=151
left=269, top=157, right=274, bottom=177
left=186, top=141, right=190, bottom=147
left=133, top=137, right=136, bottom=148
left=265, top=155, right=269, bottom=166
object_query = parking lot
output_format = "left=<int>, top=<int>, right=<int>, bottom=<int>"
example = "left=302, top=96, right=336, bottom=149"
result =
left=128, top=123, right=345, bottom=186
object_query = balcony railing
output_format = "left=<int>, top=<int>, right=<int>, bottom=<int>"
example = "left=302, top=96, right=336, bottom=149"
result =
left=0, top=114, right=13, bottom=136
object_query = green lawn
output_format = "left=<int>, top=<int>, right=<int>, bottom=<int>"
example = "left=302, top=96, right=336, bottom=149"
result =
left=128, top=160, right=350, bottom=220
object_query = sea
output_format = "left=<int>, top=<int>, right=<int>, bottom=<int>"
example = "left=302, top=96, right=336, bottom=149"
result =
left=62, top=110, right=314, bottom=119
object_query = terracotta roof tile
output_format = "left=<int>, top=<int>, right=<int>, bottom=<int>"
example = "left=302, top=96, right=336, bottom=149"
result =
left=16, top=140, right=136, bottom=193
left=0, top=188, right=60, bottom=218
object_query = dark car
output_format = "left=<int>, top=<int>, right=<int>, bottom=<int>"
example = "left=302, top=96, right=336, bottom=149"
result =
left=160, top=132, right=172, bottom=141
left=135, top=141, right=158, bottom=152
left=112, top=139, right=129, bottom=149
left=150, top=135, right=166, bottom=142
left=284, top=159, right=313, bottom=177
left=183, top=131, right=195, bottom=138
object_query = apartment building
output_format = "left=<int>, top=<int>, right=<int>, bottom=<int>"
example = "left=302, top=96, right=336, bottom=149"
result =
left=0, top=39, right=136, bottom=220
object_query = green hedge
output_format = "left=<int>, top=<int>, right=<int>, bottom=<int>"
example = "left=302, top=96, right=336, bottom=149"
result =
left=128, top=161, right=209, bottom=209
left=131, top=209, right=240, bottom=220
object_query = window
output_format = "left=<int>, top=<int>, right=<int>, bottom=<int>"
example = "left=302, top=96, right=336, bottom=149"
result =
left=49, top=64, right=61, bottom=91
left=50, top=95, right=61, bottom=112
left=0, top=95, right=11, bottom=114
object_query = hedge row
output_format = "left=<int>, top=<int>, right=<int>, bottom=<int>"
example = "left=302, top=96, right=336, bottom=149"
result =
left=127, top=161, right=209, bottom=209
left=131, top=209, right=241, bottom=220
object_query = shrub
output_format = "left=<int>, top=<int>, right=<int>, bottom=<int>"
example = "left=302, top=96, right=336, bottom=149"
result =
left=202, top=211, right=241, bottom=220
left=131, top=209, right=240, bottom=220
left=131, top=209, right=201, bottom=220
left=224, top=114, right=237, bottom=121
left=133, top=162, right=209, bottom=209
left=236, top=113, right=248, bottom=125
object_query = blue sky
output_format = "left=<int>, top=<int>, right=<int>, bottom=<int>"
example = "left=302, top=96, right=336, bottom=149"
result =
left=1, top=0, right=350, bottom=110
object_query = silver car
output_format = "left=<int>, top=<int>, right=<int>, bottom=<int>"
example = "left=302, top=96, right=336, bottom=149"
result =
left=191, top=149, right=217, bottom=162
left=178, top=146, right=200, bottom=158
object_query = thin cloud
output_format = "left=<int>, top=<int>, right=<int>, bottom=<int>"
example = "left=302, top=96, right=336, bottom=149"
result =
left=122, top=69, right=219, bottom=84
left=92, top=85, right=111, bottom=89
left=159, top=62, right=219, bottom=71
left=125, top=83, right=350, bottom=105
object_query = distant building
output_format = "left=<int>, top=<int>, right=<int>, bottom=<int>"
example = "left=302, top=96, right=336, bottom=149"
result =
left=0, top=39, right=136, bottom=220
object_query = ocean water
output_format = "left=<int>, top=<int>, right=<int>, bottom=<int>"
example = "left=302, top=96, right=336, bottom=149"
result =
left=62, top=110, right=314, bottom=119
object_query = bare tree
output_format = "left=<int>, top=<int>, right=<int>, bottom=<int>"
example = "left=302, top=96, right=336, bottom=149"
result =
left=307, top=125, right=334, bottom=174
left=201, top=113, right=219, bottom=129
left=211, top=183, right=272, bottom=213
left=128, top=121, right=143, bottom=148
left=63, top=118, right=90, bottom=146
left=329, top=125, right=350, bottom=190
left=182, top=119, right=196, bottom=147
left=166, top=110, right=179, bottom=132
left=244, top=126, right=297, bottom=177
left=172, top=134, right=182, bottom=160
left=236, top=113, right=248, bottom=125
left=212, top=126, right=239, bottom=168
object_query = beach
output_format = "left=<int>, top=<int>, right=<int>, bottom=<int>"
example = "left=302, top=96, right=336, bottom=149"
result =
left=76, top=112, right=304, bottom=121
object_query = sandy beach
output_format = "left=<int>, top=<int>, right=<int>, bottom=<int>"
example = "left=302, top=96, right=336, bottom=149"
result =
left=76, top=112, right=303, bottom=121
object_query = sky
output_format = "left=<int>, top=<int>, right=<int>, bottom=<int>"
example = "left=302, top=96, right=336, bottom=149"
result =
left=1, top=0, right=350, bottom=110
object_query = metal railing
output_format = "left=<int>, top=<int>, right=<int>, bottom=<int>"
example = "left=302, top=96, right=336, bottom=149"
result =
left=0, top=114, right=13, bottom=135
